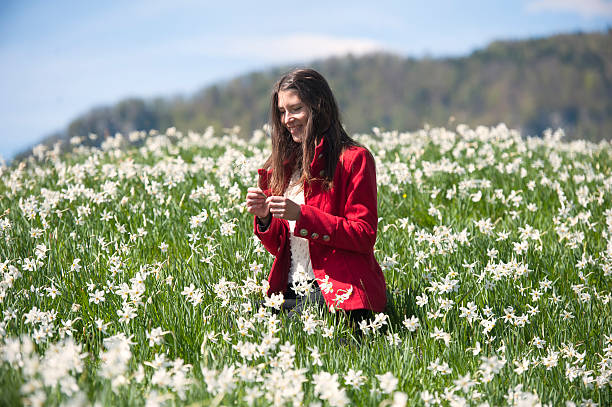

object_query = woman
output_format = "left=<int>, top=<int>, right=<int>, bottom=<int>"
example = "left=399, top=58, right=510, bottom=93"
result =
left=246, top=68, right=386, bottom=326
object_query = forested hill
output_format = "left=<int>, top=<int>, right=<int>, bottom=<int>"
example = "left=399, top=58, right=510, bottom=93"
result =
left=38, top=30, right=612, bottom=155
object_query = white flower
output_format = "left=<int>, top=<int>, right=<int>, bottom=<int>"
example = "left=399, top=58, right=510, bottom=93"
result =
left=147, top=327, right=169, bottom=347
left=531, top=336, right=546, bottom=349
left=317, top=275, right=334, bottom=294
left=479, top=355, right=505, bottom=376
left=513, top=240, right=529, bottom=256
left=459, top=302, right=479, bottom=323
left=100, top=334, right=133, bottom=390
left=34, top=244, right=48, bottom=260
left=70, top=258, right=82, bottom=273
left=219, top=219, right=237, bottom=236
left=416, top=294, right=428, bottom=307
left=480, top=318, right=496, bottom=335
left=430, top=327, right=451, bottom=346
left=312, top=371, right=348, bottom=407
left=181, top=284, right=195, bottom=298
left=370, top=313, right=389, bottom=331
left=45, top=284, right=60, bottom=299
left=202, top=365, right=236, bottom=395
left=421, top=390, right=436, bottom=406
left=513, top=358, right=530, bottom=374
left=376, top=372, right=398, bottom=394
left=95, top=319, right=109, bottom=334
left=308, top=346, right=323, bottom=366
left=243, top=386, right=263, bottom=406
left=453, top=373, right=475, bottom=393
left=428, top=358, right=452, bottom=375
left=88, top=289, right=105, bottom=304
left=386, top=332, right=401, bottom=346
left=390, top=391, right=408, bottom=407
left=117, top=305, right=136, bottom=324
left=541, top=349, right=559, bottom=370
left=264, top=293, right=284, bottom=310
left=344, top=368, right=366, bottom=388
left=402, top=315, right=420, bottom=332
left=321, top=325, right=334, bottom=338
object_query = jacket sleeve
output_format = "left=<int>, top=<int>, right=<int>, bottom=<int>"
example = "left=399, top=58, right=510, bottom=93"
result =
left=294, top=148, right=378, bottom=254
left=254, top=216, right=289, bottom=256
left=253, top=168, right=290, bottom=256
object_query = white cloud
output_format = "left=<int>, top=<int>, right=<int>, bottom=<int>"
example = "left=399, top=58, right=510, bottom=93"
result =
left=526, top=0, right=612, bottom=18
left=169, top=33, right=390, bottom=63
left=231, top=33, right=387, bottom=61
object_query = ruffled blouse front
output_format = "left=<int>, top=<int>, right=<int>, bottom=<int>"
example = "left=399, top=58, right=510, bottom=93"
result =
left=284, top=172, right=315, bottom=284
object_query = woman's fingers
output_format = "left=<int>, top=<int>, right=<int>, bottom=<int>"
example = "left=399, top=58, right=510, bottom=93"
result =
left=247, top=205, right=268, bottom=219
left=246, top=187, right=269, bottom=218
left=246, top=193, right=267, bottom=207
left=246, top=191, right=266, bottom=199
left=266, top=196, right=300, bottom=221
left=266, top=196, right=284, bottom=212
left=246, top=188, right=266, bottom=200
left=247, top=187, right=266, bottom=196
left=267, top=197, right=284, bottom=218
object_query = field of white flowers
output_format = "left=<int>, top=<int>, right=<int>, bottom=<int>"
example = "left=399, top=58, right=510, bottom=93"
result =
left=0, top=124, right=610, bottom=406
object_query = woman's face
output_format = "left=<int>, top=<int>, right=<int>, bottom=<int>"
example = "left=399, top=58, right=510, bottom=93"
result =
left=278, top=89, right=309, bottom=143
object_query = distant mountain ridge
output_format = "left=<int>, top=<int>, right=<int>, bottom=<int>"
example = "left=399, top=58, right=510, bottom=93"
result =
left=29, top=30, right=612, bottom=158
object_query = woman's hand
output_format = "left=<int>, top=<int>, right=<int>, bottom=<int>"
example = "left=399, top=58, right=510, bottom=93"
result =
left=246, top=187, right=270, bottom=220
left=266, top=196, right=301, bottom=221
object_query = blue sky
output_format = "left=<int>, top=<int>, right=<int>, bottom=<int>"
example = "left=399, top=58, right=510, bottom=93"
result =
left=1, top=0, right=611, bottom=160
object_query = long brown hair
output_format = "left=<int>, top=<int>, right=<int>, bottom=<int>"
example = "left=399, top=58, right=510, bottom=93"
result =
left=264, top=68, right=358, bottom=195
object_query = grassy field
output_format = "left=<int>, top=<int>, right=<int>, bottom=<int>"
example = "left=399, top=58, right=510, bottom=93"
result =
left=0, top=124, right=610, bottom=406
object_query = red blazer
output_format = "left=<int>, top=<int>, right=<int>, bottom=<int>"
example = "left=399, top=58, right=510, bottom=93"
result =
left=254, top=136, right=387, bottom=312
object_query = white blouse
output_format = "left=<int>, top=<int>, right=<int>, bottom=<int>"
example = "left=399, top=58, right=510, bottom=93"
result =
left=285, top=172, right=315, bottom=285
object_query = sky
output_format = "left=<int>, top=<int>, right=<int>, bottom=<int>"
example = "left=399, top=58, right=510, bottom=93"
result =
left=1, top=0, right=611, bottom=161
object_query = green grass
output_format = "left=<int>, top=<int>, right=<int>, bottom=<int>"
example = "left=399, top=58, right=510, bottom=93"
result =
left=0, top=125, right=611, bottom=406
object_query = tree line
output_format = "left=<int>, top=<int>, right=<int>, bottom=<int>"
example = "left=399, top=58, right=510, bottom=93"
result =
left=24, top=30, right=612, bottom=160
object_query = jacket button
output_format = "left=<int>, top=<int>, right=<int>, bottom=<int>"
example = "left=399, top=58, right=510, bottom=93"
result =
left=299, top=228, right=308, bottom=237
left=319, top=170, right=324, bottom=176
left=311, top=233, right=319, bottom=239
left=322, top=235, right=330, bottom=241
left=318, top=153, right=323, bottom=159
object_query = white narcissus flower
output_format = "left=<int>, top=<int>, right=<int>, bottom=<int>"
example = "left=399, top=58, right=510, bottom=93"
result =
left=88, top=289, right=105, bottom=304
left=181, top=284, right=195, bottom=298
left=308, top=346, right=323, bottom=366
left=430, top=327, right=452, bottom=346
left=421, top=390, right=436, bottom=406
left=70, top=258, right=82, bottom=273
left=46, top=284, right=60, bottom=299
left=390, top=391, right=408, bottom=407
left=459, top=302, right=479, bottom=323
left=386, top=332, right=401, bottom=346
left=514, top=358, right=530, bottom=374
left=453, top=373, right=475, bottom=393
left=471, top=190, right=482, bottom=202
left=201, top=365, right=236, bottom=395
left=344, top=369, right=366, bottom=388
left=402, top=315, right=421, bottom=332
left=147, top=327, right=169, bottom=347
left=376, top=371, right=398, bottom=394
left=416, top=294, right=428, bottom=307
left=264, top=292, right=284, bottom=310
left=312, top=371, right=348, bottom=407
left=116, top=305, right=136, bottom=324
left=100, top=334, right=134, bottom=391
